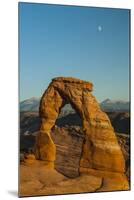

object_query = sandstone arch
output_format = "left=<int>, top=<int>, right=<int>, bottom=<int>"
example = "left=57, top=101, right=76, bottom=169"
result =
left=35, top=77, right=125, bottom=173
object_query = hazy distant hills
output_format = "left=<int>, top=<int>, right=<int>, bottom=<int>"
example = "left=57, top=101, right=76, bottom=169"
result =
left=100, top=98, right=130, bottom=112
left=20, top=97, right=40, bottom=112
left=20, top=97, right=75, bottom=114
left=20, top=97, right=130, bottom=112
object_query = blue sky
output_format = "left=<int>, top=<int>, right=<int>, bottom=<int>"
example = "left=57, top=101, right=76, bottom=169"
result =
left=19, top=3, right=130, bottom=102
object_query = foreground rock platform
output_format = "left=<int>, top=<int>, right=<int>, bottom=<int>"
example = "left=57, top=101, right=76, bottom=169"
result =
left=19, top=159, right=129, bottom=197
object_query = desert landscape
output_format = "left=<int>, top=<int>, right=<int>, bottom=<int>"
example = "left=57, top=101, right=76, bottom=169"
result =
left=19, top=77, right=130, bottom=197
left=19, top=3, right=130, bottom=197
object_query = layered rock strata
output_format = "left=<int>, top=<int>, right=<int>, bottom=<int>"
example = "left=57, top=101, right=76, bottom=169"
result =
left=35, top=77, right=125, bottom=173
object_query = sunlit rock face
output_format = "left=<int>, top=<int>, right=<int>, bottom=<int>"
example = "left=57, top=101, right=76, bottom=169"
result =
left=35, top=77, right=125, bottom=173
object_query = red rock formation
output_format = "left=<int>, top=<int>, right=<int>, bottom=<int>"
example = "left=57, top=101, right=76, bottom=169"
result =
left=35, top=77, right=125, bottom=173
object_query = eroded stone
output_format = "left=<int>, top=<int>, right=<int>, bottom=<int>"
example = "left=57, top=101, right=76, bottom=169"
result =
left=35, top=77, right=125, bottom=173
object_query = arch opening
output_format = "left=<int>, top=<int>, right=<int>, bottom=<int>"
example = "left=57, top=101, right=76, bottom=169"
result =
left=51, top=103, right=84, bottom=177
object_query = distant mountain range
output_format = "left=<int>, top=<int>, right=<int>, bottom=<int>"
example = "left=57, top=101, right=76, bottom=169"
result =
left=20, top=97, right=40, bottom=112
left=20, top=97, right=130, bottom=112
left=100, top=98, right=130, bottom=112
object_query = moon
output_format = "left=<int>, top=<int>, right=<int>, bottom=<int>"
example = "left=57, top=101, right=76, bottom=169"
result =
left=98, top=25, right=102, bottom=32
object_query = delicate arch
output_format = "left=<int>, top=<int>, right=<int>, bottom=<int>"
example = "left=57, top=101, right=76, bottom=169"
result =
left=35, top=77, right=125, bottom=173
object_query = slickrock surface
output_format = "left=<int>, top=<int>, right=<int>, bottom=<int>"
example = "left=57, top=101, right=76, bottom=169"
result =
left=19, top=160, right=102, bottom=197
left=35, top=77, right=125, bottom=173
left=19, top=158, right=129, bottom=197
left=80, top=168, right=129, bottom=192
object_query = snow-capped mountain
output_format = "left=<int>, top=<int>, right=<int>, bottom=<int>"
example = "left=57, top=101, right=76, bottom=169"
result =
left=20, top=97, right=76, bottom=115
left=20, top=97, right=40, bottom=111
left=100, top=99, right=129, bottom=112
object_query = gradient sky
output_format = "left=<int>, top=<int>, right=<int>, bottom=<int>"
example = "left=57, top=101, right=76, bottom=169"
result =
left=19, top=3, right=130, bottom=102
